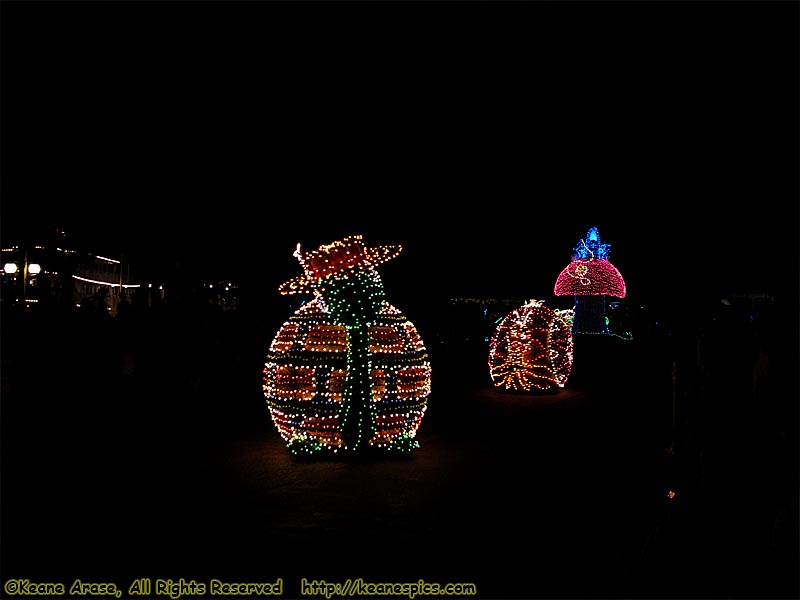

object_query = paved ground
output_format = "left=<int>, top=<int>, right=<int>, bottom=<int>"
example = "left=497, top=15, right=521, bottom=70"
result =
left=0, top=380, right=688, bottom=598
left=2, top=309, right=797, bottom=599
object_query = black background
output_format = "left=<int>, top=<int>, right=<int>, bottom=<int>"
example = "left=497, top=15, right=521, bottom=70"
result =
left=2, top=1, right=797, bottom=306
left=1, top=2, right=798, bottom=599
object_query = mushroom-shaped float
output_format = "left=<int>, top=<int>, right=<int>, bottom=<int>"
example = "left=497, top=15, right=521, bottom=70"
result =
left=488, top=299, right=574, bottom=392
left=263, top=235, right=431, bottom=456
left=554, top=227, right=626, bottom=335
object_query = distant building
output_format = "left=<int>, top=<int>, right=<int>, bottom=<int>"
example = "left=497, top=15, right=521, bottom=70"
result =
left=1, top=226, right=164, bottom=315
left=2, top=225, right=243, bottom=316
left=71, top=253, right=144, bottom=316
left=1, top=229, right=79, bottom=309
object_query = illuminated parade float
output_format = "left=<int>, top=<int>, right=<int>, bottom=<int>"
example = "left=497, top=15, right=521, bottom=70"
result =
left=488, top=299, right=574, bottom=392
left=554, top=227, right=627, bottom=336
left=263, top=235, right=431, bottom=456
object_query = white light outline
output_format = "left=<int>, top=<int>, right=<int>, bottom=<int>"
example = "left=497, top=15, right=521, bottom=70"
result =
left=71, top=274, right=140, bottom=288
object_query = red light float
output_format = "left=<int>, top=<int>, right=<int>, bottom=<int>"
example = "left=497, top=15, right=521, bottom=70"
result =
left=554, top=227, right=627, bottom=336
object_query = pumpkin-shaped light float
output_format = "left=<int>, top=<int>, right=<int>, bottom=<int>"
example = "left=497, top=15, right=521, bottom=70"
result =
left=488, top=299, right=574, bottom=392
left=263, top=235, right=431, bottom=456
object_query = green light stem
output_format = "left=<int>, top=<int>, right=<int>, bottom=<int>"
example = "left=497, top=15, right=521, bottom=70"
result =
left=340, top=324, right=375, bottom=451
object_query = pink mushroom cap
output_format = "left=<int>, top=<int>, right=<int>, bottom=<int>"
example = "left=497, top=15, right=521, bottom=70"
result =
left=554, top=258, right=626, bottom=297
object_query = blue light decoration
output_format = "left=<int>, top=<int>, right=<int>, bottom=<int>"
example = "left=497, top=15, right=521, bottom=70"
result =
left=554, top=227, right=630, bottom=338
left=573, top=226, right=611, bottom=260
left=263, top=235, right=431, bottom=456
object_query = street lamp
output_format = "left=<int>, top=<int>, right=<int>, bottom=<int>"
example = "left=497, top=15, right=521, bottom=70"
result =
left=21, top=253, right=42, bottom=303
left=1, top=256, right=43, bottom=303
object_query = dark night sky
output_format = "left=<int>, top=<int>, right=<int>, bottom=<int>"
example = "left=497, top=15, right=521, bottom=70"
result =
left=1, top=1, right=798, bottom=308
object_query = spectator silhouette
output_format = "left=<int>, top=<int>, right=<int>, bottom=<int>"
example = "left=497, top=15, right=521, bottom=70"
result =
left=80, top=286, right=111, bottom=319
left=116, top=290, right=131, bottom=321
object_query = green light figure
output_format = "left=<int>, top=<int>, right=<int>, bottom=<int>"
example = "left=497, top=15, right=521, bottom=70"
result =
left=267, top=235, right=431, bottom=456
left=322, top=271, right=385, bottom=451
